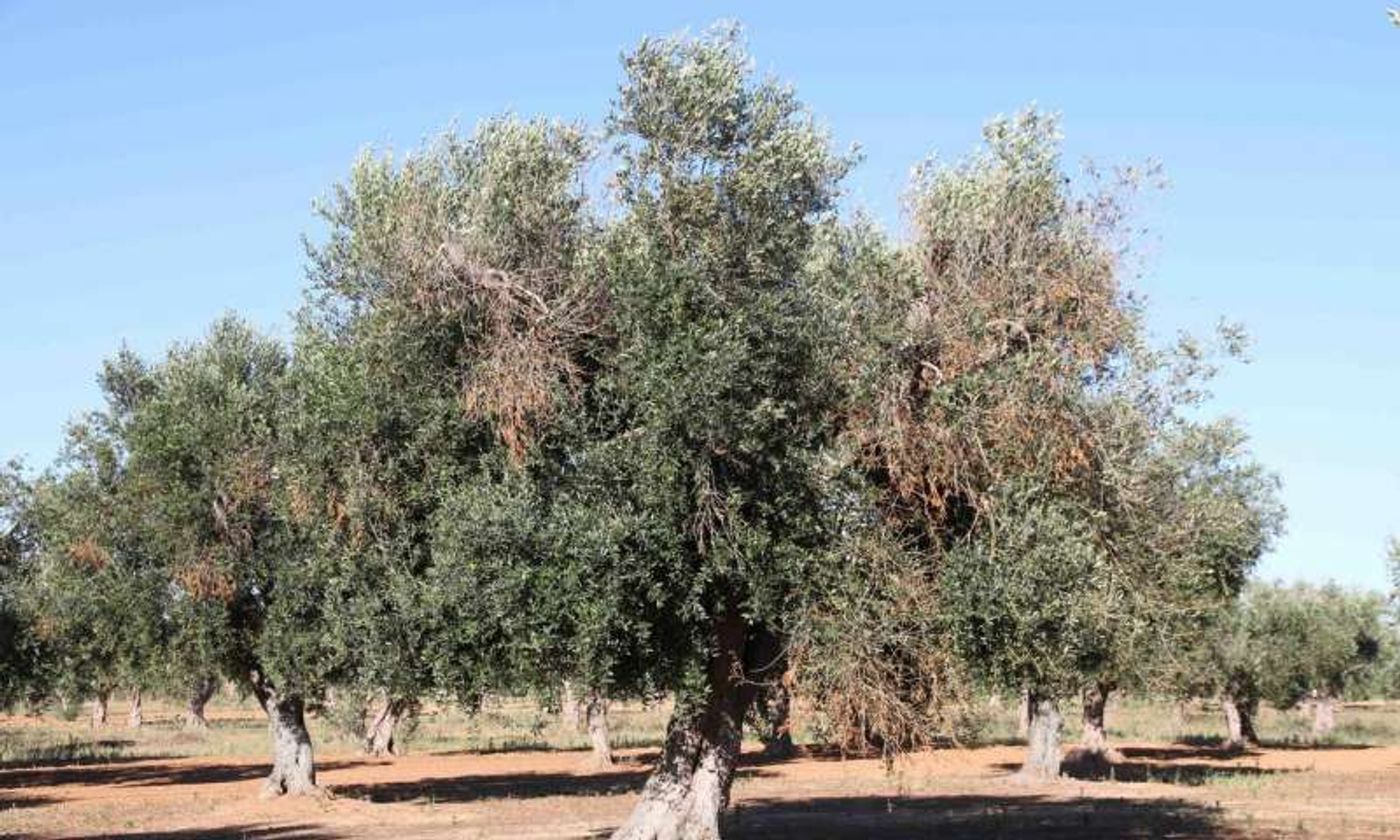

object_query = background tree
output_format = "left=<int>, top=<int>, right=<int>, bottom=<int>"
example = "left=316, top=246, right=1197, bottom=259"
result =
left=830, top=109, right=1281, bottom=781
left=1248, top=582, right=1385, bottom=736
left=121, top=316, right=331, bottom=795
left=300, top=115, right=600, bottom=757
left=0, top=460, right=41, bottom=707
left=22, top=356, right=165, bottom=726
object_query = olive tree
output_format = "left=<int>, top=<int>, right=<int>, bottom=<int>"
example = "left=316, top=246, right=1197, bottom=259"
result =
left=299, top=114, right=600, bottom=757
left=21, top=355, right=166, bottom=726
left=0, top=459, right=42, bottom=707
left=1249, top=582, right=1384, bottom=737
left=832, top=110, right=1282, bottom=781
left=122, top=316, right=335, bottom=795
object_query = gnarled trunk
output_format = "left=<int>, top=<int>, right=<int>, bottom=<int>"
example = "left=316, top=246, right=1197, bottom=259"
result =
left=561, top=680, right=583, bottom=731
left=127, top=688, right=143, bottom=728
left=1080, top=681, right=1113, bottom=755
left=90, top=690, right=110, bottom=727
left=1017, top=687, right=1031, bottom=738
left=585, top=691, right=614, bottom=769
left=364, top=695, right=411, bottom=757
left=1222, top=694, right=1259, bottom=750
left=611, top=613, right=779, bottom=840
left=758, top=674, right=796, bottom=760
left=1311, top=694, right=1336, bottom=738
left=1018, top=692, right=1063, bottom=781
left=250, top=671, right=319, bottom=797
left=185, top=676, right=218, bottom=730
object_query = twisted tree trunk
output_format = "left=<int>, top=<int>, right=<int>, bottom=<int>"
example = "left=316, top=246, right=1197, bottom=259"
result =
left=1311, top=693, right=1337, bottom=738
left=758, top=674, right=796, bottom=760
left=611, top=613, right=779, bottom=840
left=1017, top=687, right=1031, bottom=738
left=585, top=691, right=614, bottom=769
left=185, top=676, right=218, bottom=730
left=90, top=690, right=110, bottom=728
left=1018, top=692, right=1063, bottom=782
left=1080, top=681, right=1117, bottom=757
left=127, top=688, right=143, bottom=729
left=250, top=671, right=319, bottom=797
left=561, top=680, right=582, bottom=731
left=1222, top=694, right=1259, bottom=750
left=364, top=695, right=411, bottom=757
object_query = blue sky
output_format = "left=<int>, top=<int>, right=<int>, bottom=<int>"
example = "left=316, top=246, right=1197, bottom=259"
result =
left=1, top=2, right=1396, bottom=588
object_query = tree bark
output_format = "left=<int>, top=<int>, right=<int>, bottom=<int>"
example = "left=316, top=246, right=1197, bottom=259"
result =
left=127, top=688, right=143, bottom=728
left=90, top=690, right=110, bottom=727
left=1080, top=681, right=1115, bottom=756
left=561, top=680, right=583, bottom=731
left=1311, top=694, right=1337, bottom=738
left=1222, top=695, right=1259, bottom=750
left=758, top=674, right=796, bottom=760
left=1018, top=692, right=1063, bottom=781
left=611, top=613, right=779, bottom=840
left=250, top=671, right=319, bottom=797
left=584, top=691, right=614, bottom=769
left=1017, top=687, right=1031, bottom=739
left=185, top=676, right=218, bottom=730
left=364, top=695, right=411, bottom=757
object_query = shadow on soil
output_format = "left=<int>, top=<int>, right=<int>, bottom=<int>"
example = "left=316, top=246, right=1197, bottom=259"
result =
left=82, top=825, right=337, bottom=840
left=0, top=759, right=370, bottom=790
left=586, top=794, right=1239, bottom=839
left=331, top=754, right=781, bottom=805
left=989, top=744, right=1298, bottom=786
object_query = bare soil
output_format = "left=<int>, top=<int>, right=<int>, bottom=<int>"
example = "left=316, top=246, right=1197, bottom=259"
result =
left=4, top=736, right=1400, bottom=838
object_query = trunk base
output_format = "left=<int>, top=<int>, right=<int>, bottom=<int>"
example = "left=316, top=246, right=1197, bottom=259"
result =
left=1222, top=696, right=1259, bottom=752
left=364, top=696, right=413, bottom=757
left=583, top=692, right=614, bottom=771
left=1016, top=694, right=1063, bottom=783
left=252, top=674, right=322, bottom=798
left=611, top=615, right=774, bottom=840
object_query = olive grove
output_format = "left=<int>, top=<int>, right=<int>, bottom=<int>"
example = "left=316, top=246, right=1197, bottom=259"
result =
left=0, top=22, right=1319, bottom=840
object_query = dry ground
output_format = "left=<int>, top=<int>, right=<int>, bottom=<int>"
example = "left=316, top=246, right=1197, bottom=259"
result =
left=3, top=695, right=1399, bottom=839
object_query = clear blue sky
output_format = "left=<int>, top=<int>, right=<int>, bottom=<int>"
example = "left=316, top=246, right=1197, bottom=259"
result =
left=1, top=2, right=1396, bottom=588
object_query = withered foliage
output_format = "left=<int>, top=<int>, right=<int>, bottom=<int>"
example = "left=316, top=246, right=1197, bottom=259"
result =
left=65, top=535, right=110, bottom=571
left=850, top=111, right=1149, bottom=534
left=311, top=120, right=605, bottom=463
left=173, top=550, right=236, bottom=603
left=791, top=528, right=977, bottom=757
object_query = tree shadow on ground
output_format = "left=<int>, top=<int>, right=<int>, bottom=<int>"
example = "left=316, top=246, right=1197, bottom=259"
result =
left=589, top=794, right=1238, bottom=839
left=331, top=760, right=777, bottom=805
left=1175, top=734, right=1373, bottom=752
left=84, top=824, right=338, bottom=840
left=0, top=741, right=152, bottom=771
left=0, top=759, right=370, bottom=790
left=0, top=792, right=55, bottom=809
left=1020, top=747, right=1296, bottom=786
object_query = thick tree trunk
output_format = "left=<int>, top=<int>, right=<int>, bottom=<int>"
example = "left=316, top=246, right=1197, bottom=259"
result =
left=1080, top=681, right=1115, bottom=757
left=364, top=695, right=411, bottom=757
left=1311, top=694, right=1337, bottom=738
left=90, top=690, right=110, bottom=727
left=127, top=688, right=143, bottom=728
left=1017, top=687, right=1031, bottom=738
left=758, top=675, right=796, bottom=760
left=584, top=691, right=614, bottom=769
left=250, top=671, right=319, bottom=797
left=561, top=680, right=583, bottom=731
left=1222, top=695, right=1259, bottom=750
left=611, top=613, right=779, bottom=840
left=1018, top=692, right=1063, bottom=782
left=185, top=676, right=218, bottom=730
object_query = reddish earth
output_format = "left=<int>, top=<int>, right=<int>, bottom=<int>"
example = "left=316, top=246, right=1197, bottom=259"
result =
left=4, top=741, right=1400, bottom=838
